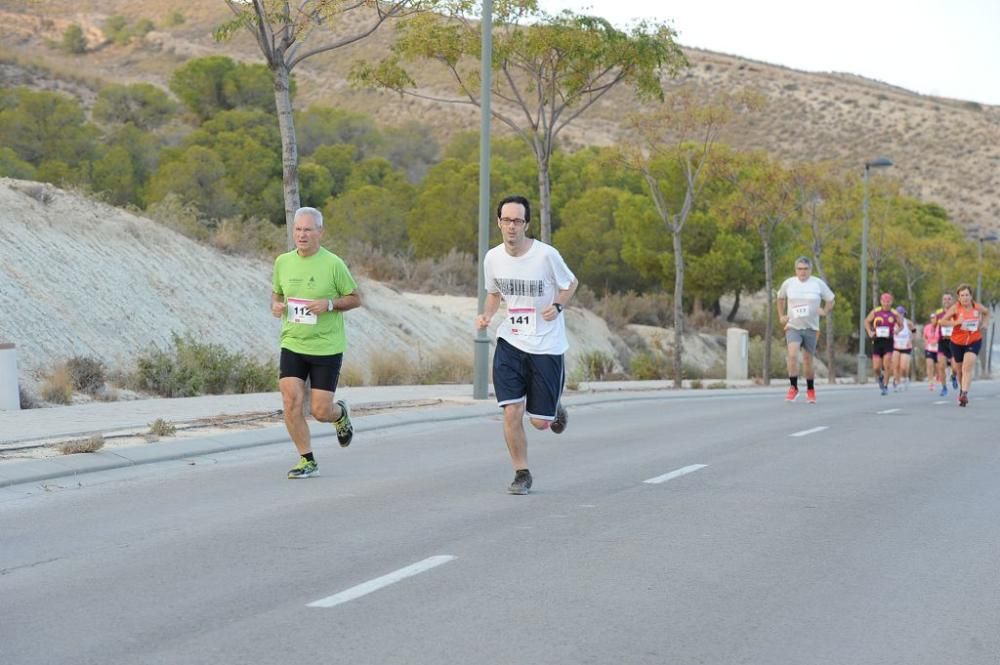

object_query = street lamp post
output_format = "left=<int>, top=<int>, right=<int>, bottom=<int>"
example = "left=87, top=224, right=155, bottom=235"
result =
left=975, top=230, right=998, bottom=303
left=973, top=229, right=997, bottom=377
left=473, top=0, right=494, bottom=399
left=857, top=157, right=893, bottom=384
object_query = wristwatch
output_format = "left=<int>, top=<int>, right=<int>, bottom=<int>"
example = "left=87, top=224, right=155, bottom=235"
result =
left=327, top=299, right=334, bottom=312
left=553, top=303, right=563, bottom=313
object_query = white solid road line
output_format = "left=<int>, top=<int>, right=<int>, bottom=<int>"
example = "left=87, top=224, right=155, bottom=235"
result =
left=877, top=408, right=901, bottom=414
left=934, top=400, right=949, bottom=405
left=308, top=555, right=456, bottom=608
left=790, top=426, right=829, bottom=438
left=644, top=464, right=708, bottom=485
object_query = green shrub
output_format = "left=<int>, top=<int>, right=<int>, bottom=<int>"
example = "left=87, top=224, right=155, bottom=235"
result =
left=578, top=350, right=615, bottom=381
left=164, top=10, right=186, bottom=27
left=61, top=24, right=87, bottom=54
left=134, top=334, right=277, bottom=397
left=629, top=351, right=671, bottom=380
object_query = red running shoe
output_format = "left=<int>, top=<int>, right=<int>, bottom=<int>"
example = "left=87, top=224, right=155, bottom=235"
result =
left=806, top=388, right=816, bottom=404
left=785, top=387, right=799, bottom=402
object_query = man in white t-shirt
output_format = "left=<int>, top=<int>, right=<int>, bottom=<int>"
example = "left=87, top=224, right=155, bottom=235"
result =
left=776, top=256, right=835, bottom=404
left=475, top=195, right=578, bottom=495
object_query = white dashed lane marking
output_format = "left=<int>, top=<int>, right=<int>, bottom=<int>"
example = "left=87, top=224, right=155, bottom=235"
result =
left=644, top=464, right=708, bottom=485
left=308, top=555, right=456, bottom=608
left=790, top=426, right=829, bottom=438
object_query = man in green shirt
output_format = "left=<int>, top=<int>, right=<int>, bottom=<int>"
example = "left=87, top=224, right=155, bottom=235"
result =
left=271, top=207, right=362, bottom=478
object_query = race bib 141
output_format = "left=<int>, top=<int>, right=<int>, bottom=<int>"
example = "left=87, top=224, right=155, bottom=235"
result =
left=508, top=307, right=537, bottom=335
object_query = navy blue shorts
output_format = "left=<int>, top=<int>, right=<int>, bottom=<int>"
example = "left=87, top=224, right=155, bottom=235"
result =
left=279, top=348, right=343, bottom=392
left=938, top=340, right=953, bottom=360
left=493, top=337, right=565, bottom=420
left=950, top=339, right=982, bottom=358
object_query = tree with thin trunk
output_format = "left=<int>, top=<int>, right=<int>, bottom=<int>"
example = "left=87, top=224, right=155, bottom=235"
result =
left=619, top=86, right=761, bottom=387
left=351, top=3, right=686, bottom=243
left=719, top=151, right=797, bottom=385
left=215, top=0, right=439, bottom=247
left=791, top=163, right=857, bottom=383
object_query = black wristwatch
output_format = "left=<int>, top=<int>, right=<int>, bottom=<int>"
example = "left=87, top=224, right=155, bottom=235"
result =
left=553, top=303, right=563, bottom=313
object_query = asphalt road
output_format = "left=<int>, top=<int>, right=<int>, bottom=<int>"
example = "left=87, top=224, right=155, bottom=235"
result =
left=2, top=383, right=999, bottom=665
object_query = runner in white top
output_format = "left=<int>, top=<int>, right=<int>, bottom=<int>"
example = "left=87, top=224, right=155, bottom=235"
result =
left=476, top=195, right=578, bottom=495
left=776, top=256, right=835, bottom=404
left=891, top=306, right=916, bottom=391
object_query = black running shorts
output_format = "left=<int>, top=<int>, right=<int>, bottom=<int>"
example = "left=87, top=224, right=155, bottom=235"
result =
left=279, top=348, right=343, bottom=392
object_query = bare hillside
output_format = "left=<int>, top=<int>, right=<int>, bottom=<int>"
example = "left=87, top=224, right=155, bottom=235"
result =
left=0, top=1, right=997, bottom=229
left=0, top=178, right=630, bottom=388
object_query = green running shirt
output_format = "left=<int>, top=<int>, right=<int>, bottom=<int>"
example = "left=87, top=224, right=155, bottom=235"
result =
left=272, top=247, right=358, bottom=356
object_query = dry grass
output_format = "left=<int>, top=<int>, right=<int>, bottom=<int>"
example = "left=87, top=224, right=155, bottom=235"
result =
left=412, top=347, right=473, bottom=384
left=339, top=363, right=366, bottom=387
left=368, top=350, right=412, bottom=386
left=40, top=364, right=74, bottom=404
left=59, top=434, right=104, bottom=454
left=366, top=346, right=474, bottom=385
left=148, top=418, right=176, bottom=437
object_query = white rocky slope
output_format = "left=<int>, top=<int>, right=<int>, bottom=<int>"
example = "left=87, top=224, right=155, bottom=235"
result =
left=0, top=178, right=641, bottom=388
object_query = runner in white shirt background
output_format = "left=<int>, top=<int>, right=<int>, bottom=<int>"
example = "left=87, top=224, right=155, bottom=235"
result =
left=476, top=195, right=579, bottom=495
left=890, top=305, right=917, bottom=391
left=776, top=256, right=835, bottom=404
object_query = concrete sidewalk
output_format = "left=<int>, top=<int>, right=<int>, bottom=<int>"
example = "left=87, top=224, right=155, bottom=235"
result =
left=0, top=379, right=790, bottom=491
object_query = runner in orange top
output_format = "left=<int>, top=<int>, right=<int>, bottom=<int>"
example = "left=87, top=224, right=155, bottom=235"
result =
left=936, top=283, right=990, bottom=407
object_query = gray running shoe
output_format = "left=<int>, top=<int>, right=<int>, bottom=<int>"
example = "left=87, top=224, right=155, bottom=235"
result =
left=334, top=400, right=353, bottom=447
left=288, top=457, right=318, bottom=479
left=507, top=469, right=532, bottom=495
left=551, top=404, right=568, bottom=434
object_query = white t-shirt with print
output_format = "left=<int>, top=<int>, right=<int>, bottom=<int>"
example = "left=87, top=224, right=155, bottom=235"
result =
left=777, top=275, right=835, bottom=331
left=484, top=240, right=576, bottom=355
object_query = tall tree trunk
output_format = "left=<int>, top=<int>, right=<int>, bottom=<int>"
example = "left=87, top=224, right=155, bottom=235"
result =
left=672, top=225, right=685, bottom=389
left=273, top=63, right=300, bottom=249
left=812, top=253, right=836, bottom=384
left=727, top=289, right=741, bottom=322
left=905, top=277, right=916, bottom=319
left=537, top=154, right=552, bottom=243
left=762, top=235, right=773, bottom=386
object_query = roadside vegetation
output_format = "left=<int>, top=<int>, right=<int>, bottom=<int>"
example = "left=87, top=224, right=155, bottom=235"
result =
left=3, top=28, right=998, bottom=394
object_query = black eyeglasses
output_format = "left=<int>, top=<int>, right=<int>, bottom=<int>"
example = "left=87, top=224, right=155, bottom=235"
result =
left=499, top=217, right=526, bottom=226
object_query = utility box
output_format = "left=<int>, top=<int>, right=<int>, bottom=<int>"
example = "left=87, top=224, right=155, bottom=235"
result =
left=0, top=343, right=19, bottom=411
left=726, top=328, right=749, bottom=381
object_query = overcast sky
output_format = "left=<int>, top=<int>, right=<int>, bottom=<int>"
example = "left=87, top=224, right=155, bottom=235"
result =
left=538, top=0, right=999, bottom=105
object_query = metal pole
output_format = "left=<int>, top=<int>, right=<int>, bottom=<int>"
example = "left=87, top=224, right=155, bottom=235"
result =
left=856, top=165, right=870, bottom=384
left=976, top=237, right=983, bottom=303
left=473, top=0, right=494, bottom=400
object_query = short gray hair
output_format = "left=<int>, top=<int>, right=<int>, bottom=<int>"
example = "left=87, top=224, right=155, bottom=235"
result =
left=794, top=256, right=812, bottom=269
left=294, top=206, right=323, bottom=228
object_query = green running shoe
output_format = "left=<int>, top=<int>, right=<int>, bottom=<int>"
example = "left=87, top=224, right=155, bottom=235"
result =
left=334, top=400, right=353, bottom=447
left=287, top=456, right=318, bottom=479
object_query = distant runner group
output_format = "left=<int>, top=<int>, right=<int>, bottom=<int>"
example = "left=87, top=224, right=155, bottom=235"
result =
left=268, top=201, right=990, bottom=492
left=780, top=256, right=989, bottom=408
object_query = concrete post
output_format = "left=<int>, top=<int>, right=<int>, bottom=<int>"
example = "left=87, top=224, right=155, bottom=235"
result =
left=0, top=343, right=19, bottom=411
left=726, top=328, right=749, bottom=381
